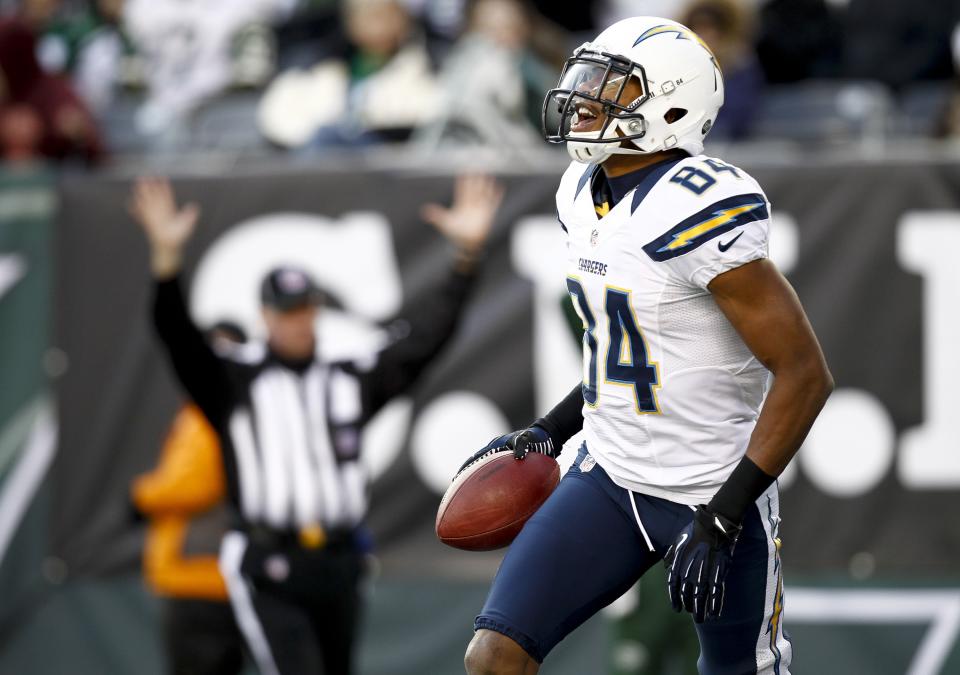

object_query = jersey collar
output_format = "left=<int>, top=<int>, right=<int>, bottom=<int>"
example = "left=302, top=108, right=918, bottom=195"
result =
left=608, top=153, right=688, bottom=212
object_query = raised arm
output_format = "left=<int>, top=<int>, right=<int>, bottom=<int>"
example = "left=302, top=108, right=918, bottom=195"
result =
left=358, top=175, right=502, bottom=417
left=130, top=178, right=235, bottom=426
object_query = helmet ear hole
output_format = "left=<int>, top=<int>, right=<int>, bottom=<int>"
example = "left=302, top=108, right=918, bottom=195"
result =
left=664, top=108, right=688, bottom=124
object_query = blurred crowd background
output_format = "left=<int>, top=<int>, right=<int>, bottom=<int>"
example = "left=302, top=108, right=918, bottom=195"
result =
left=2, top=1, right=960, bottom=674
left=2, top=0, right=960, bottom=168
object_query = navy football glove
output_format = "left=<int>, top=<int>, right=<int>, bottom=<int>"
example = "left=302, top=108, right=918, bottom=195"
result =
left=456, top=425, right=556, bottom=476
left=664, top=505, right=742, bottom=623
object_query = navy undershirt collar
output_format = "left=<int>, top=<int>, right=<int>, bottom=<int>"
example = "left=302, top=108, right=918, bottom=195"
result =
left=604, top=152, right=688, bottom=207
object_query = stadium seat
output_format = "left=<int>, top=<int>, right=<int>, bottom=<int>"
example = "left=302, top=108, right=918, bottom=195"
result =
left=99, top=91, right=270, bottom=157
left=99, top=92, right=150, bottom=155
left=895, top=80, right=953, bottom=138
left=750, top=80, right=894, bottom=144
left=194, top=93, right=269, bottom=153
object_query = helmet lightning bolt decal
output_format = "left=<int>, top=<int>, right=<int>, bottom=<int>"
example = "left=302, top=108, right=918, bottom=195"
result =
left=633, top=24, right=715, bottom=58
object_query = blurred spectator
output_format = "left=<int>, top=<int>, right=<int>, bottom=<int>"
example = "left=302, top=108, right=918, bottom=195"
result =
left=273, top=0, right=343, bottom=70
left=38, top=0, right=132, bottom=115
left=937, top=83, right=960, bottom=139
left=755, top=0, right=841, bottom=83
left=934, top=24, right=960, bottom=139
left=12, top=0, right=61, bottom=32
left=681, top=0, right=763, bottom=140
left=123, top=0, right=295, bottom=149
left=535, top=0, right=594, bottom=34
left=0, top=18, right=103, bottom=165
left=842, top=0, right=959, bottom=90
left=409, top=0, right=469, bottom=41
left=415, top=0, right=555, bottom=151
left=598, top=0, right=686, bottom=27
left=259, top=0, right=440, bottom=149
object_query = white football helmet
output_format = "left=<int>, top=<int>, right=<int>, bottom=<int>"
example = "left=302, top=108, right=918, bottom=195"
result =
left=542, top=16, right=724, bottom=164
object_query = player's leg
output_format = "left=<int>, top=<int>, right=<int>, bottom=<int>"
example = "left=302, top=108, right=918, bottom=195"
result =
left=465, top=445, right=662, bottom=674
left=465, top=629, right=540, bottom=675
left=693, top=485, right=792, bottom=675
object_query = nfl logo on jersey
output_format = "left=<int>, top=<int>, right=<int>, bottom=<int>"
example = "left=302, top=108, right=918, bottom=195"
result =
left=590, top=229, right=599, bottom=246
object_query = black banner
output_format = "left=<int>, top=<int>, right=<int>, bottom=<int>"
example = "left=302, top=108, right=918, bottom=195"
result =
left=52, top=159, right=960, bottom=581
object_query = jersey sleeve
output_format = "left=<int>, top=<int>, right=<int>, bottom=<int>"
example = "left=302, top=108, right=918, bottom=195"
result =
left=642, top=186, right=771, bottom=290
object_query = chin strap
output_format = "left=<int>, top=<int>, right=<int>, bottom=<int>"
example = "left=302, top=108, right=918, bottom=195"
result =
left=568, top=138, right=659, bottom=164
left=567, top=116, right=661, bottom=164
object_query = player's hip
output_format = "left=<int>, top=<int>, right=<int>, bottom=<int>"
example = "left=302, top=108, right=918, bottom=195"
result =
left=567, top=443, right=780, bottom=551
left=581, top=423, right=753, bottom=504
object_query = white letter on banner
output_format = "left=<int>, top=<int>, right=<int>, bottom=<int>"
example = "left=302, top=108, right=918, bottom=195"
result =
left=409, top=392, right=510, bottom=494
left=769, top=212, right=896, bottom=496
left=897, top=212, right=960, bottom=487
left=510, top=217, right=582, bottom=411
left=800, top=388, right=896, bottom=496
left=769, top=212, right=799, bottom=274
left=770, top=212, right=897, bottom=495
left=511, top=217, right=585, bottom=473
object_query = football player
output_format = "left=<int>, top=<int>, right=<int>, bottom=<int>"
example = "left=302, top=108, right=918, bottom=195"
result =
left=460, top=16, right=833, bottom=675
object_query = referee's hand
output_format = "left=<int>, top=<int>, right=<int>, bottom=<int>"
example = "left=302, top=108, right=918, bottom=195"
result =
left=420, top=174, right=502, bottom=270
left=129, top=177, right=200, bottom=280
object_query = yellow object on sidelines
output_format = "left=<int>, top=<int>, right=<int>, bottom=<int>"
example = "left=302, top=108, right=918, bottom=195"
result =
left=132, top=404, right=229, bottom=601
left=299, top=523, right=327, bottom=549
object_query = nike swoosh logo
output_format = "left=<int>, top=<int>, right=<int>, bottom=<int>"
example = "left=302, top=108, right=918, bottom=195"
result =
left=718, top=231, right=743, bottom=252
left=0, top=254, right=27, bottom=302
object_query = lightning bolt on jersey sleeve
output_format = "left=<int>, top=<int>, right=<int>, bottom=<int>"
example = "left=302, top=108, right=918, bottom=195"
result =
left=641, top=158, right=770, bottom=289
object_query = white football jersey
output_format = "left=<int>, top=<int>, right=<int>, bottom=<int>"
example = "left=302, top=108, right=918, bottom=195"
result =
left=557, top=154, right=772, bottom=505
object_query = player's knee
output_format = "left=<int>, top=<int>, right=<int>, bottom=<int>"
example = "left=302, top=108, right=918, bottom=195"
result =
left=463, top=632, right=497, bottom=675
left=464, top=630, right=537, bottom=675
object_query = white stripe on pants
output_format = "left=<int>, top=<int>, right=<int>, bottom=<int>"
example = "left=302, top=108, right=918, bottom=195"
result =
left=219, top=531, right=280, bottom=675
left=754, top=484, right=793, bottom=674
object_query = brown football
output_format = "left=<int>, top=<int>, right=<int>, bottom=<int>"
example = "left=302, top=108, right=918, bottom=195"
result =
left=436, top=452, right=560, bottom=551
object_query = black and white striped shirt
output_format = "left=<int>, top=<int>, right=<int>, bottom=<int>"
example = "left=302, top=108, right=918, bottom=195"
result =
left=152, top=269, right=474, bottom=532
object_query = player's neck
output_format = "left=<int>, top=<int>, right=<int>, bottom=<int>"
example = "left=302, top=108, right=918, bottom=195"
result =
left=601, top=150, right=686, bottom=178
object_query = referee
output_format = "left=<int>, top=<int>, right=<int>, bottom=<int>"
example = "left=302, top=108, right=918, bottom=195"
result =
left=130, top=175, right=501, bottom=675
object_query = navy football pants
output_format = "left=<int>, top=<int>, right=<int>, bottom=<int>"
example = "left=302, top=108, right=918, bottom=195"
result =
left=475, top=445, right=792, bottom=674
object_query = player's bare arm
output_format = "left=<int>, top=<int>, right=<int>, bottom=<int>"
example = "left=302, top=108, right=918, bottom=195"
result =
left=665, top=258, right=833, bottom=623
left=709, top=258, right=834, bottom=478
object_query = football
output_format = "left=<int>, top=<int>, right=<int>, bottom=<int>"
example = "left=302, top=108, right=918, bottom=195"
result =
left=436, top=452, right=560, bottom=551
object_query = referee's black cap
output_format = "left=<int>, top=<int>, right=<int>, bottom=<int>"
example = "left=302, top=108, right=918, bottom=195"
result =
left=260, top=266, right=322, bottom=311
